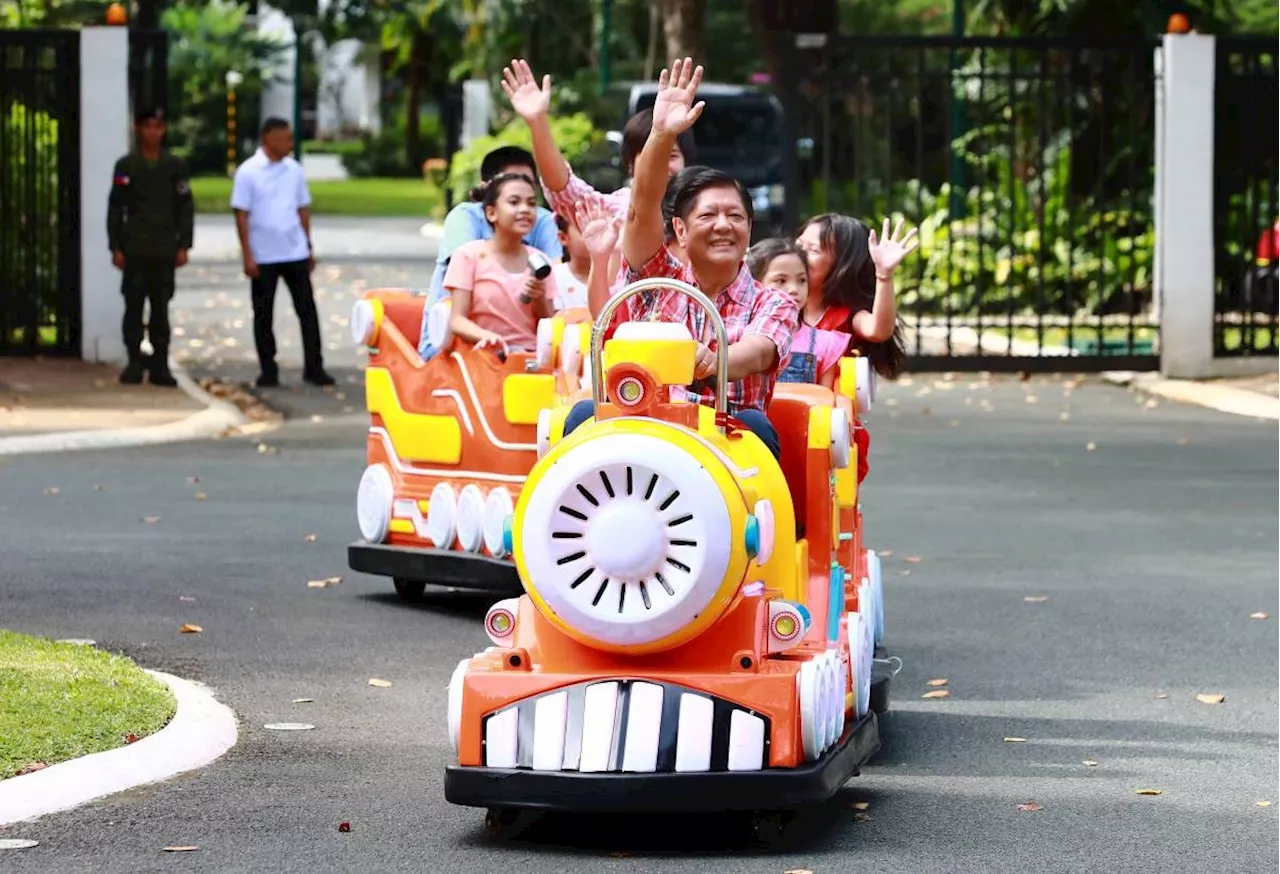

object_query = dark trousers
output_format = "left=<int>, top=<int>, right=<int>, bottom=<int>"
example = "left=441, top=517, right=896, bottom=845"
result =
left=251, top=259, right=324, bottom=375
left=121, top=256, right=175, bottom=362
left=562, top=399, right=781, bottom=459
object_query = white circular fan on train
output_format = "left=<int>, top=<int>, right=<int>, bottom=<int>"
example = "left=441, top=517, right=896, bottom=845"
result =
left=519, top=432, right=734, bottom=649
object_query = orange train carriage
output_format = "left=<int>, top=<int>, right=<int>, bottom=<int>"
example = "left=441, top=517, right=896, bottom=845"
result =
left=443, top=279, right=893, bottom=830
left=347, top=289, right=597, bottom=599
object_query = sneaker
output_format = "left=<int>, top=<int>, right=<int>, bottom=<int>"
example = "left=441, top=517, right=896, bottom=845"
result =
left=303, top=369, right=336, bottom=387
left=119, top=360, right=144, bottom=384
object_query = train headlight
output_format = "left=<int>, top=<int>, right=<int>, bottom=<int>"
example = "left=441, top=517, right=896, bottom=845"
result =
left=515, top=430, right=748, bottom=654
left=484, top=598, right=519, bottom=647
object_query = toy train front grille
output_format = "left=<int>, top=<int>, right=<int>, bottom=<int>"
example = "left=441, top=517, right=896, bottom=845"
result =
left=481, top=679, right=773, bottom=773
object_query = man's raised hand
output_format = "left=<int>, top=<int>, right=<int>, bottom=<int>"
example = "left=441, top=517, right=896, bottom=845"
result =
left=651, top=57, right=705, bottom=137
left=501, top=59, right=551, bottom=120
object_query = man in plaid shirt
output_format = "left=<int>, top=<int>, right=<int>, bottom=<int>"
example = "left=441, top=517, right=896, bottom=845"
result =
left=561, top=58, right=798, bottom=459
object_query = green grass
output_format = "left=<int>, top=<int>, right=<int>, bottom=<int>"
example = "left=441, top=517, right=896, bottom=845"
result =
left=0, top=630, right=177, bottom=779
left=190, top=176, right=445, bottom=218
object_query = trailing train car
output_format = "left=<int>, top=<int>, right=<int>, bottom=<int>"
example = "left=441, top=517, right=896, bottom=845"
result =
left=443, top=279, right=892, bottom=837
left=347, top=289, right=598, bottom=600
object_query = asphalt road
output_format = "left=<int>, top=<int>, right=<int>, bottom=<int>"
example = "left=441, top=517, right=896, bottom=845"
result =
left=1, top=354, right=1275, bottom=872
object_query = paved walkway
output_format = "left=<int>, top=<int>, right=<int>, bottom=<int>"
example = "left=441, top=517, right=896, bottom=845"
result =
left=0, top=358, right=204, bottom=439
left=189, top=215, right=440, bottom=265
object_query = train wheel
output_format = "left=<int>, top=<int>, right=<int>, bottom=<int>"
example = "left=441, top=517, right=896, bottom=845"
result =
left=393, top=578, right=426, bottom=601
left=483, top=806, right=522, bottom=837
left=747, top=809, right=793, bottom=849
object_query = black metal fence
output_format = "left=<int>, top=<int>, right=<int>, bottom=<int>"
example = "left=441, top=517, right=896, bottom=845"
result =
left=1212, top=36, right=1278, bottom=359
left=0, top=30, right=81, bottom=357
left=778, top=35, right=1161, bottom=372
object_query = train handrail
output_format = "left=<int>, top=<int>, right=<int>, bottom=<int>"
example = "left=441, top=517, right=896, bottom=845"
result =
left=589, top=277, right=730, bottom=433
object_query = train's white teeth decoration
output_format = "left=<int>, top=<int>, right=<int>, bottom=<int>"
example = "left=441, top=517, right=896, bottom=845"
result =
left=847, top=611, right=873, bottom=719
left=483, top=488, right=515, bottom=558
left=536, top=409, right=552, bottom=459
left=356, top=464, right=394, bottom=543
left=561, top=323, right=582, bottom=380
left=535, top=318, right=555, bottom=370
left=868, top=549, right=885, bottom=645
left=827, top=649, right=847, bottom=743
left=447, top=657, right=471, bottom=756
left=427, top=482, right=458, bottom=549
left=456, top=485, right=486, bottom=554
left=798, top=659, right=821, bottom=762
left=855, top=356, right=874, bottom=415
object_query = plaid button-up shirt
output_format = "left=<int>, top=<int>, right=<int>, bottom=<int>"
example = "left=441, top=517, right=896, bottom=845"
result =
left=543, top=165, right=631, bottom=225
left=610, top=245, right=799, bottom=413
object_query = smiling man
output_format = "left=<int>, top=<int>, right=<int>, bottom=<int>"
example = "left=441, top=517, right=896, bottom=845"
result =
left=560, top=59, right=798, bottom=458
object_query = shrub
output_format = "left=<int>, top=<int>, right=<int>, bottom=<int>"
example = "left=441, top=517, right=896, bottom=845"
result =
left=445, top=112, right=603, bottom=205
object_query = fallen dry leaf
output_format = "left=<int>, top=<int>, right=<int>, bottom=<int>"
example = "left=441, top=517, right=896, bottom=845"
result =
left=1134, top=789, right=1163, bottom=796
left=1015, top=802, right=1043, bottom=812
left=784, top=869, right=813, bottom=874
left=124, top=733, right=139, bottom=744
left=903, top=555, right=923, bottom=563
left=1177, top=436, right=1190, bottom=446
left=162, top=846, right=199, bottom=852
left=257, top=443, right=278, bottom=455
left=179, top=624, right=202, bottom=634
left=44, top=487, right=60, bottom=495
left=1083, top=760, right=1099, bottom=767
left=851, top=801, right=870, bottom=811
left=368, top=678, right=393, bottom=688
left=1256, top=801, right=1272, bottom=807
left=15, top=762, right=47, bottom=776
left=304, top=533, right=317, bottom=543
left=1086, top=441, right=1097, bottom=451
left=878, top=550, right=893, bottom=558
left=0, top=838, right=40, bottom=849
left=1155, top=693, right=1169, bottom=700
left=93, top=484, right=105, bottom=491
left=1024, top=596, right=1049, bottom=603
left=899, top=570, right=912, bottom=576
left=187, top=476, right=200, bottom=484
left=194, top=493, right=207, bottom=501
left=179, top=596, right=196, bottom=602
left=338, top=822, right=352, bottom=833
left=926, top=678, right=949, bottom=687
left=292, top=698, right=314, bottom=704
left=922, top=690, right=950, bottom=699
left=1196, top=693, right=1225, bottom=705
left=1004, top=737, right=1028, bottom=743
left=307, top=576, right=342, bottom=589
left=1250, top=612, right=1268, bottom=620
left=140, top=516, right=160, bottom=524
left=264, top=722, right=315, bottom=731
left=853, top=812, right=872, bottom=822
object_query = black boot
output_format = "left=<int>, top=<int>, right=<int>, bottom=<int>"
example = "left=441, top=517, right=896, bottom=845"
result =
left=256, top=363, right=280, bottom=388
left=148, top=354, right=178, bottom=387
left=303, top=367, right=335, bottom=387
left=120, top=357, right=145, bottom=384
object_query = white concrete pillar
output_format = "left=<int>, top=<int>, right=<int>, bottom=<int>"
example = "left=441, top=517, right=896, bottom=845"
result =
left=1155, top=34, right=1216, bottom=379
left=79, top=27, right=131, bottom=364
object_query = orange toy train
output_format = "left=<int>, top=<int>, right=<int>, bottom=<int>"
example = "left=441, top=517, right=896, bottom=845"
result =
left=443, top=279, right=893, bottom=836
left=347, top=290, right=596, bottom=600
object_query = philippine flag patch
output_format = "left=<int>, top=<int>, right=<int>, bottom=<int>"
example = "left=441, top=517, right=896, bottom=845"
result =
left=114, top=173, right=130, bottom=186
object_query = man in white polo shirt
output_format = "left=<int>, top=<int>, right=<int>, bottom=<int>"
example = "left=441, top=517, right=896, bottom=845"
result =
left=231, top=117, right=334, bottom=387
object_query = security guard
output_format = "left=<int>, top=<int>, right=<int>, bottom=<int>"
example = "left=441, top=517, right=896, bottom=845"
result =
left=107, top=106, right=194, bottom=386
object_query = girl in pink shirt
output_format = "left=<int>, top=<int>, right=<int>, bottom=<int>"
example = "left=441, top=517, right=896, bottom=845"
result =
left=444, top=173, right=559, bottom=355
left=747, top=239, right=851, bottom=389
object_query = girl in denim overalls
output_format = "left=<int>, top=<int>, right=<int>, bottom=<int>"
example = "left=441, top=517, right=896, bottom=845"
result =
left=747, top=239, right=852, bottom=389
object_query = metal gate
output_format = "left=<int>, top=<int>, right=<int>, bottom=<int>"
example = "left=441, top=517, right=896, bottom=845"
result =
left=778, top=35, right=1161, bottom=372
left=1212, top=36, right=1278, bottom=360
left=0, top=30, right=81, bottom=357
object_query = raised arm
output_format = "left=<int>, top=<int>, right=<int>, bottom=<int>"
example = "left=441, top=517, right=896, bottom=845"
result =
left=574, top=196, right=623, bottom=319
left=501, top=60, right=571, bottom=196
left=623, top=58, right=704, bottom=270
left=852, top=216, right=918, bottom=343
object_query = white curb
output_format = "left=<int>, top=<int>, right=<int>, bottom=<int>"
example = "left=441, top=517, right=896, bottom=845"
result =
left=0, top=670, right=238, bottom=826
left=0, top=359, right=248, bottom=456
left=1102, top=371, right=1279, bottom=421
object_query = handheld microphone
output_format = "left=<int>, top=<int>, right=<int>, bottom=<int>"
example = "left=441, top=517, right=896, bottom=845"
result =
left=520, top=251, right=553, bottom=304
